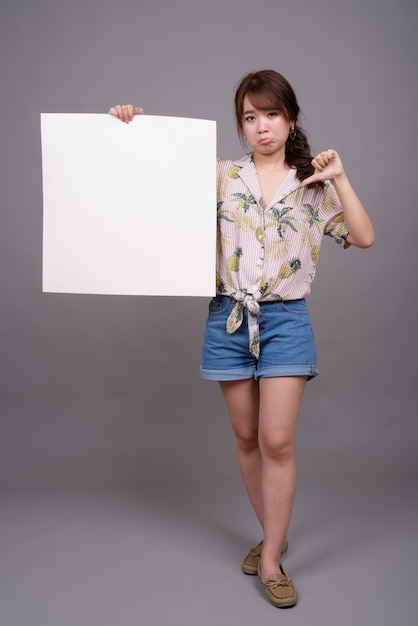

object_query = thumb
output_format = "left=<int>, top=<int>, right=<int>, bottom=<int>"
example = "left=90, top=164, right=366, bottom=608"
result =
left=301, top=173, right=319, bottom=187
left=134, top=107, right=144, bottom=115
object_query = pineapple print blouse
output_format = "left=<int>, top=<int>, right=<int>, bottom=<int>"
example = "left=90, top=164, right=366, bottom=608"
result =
left=216, top=154, right=350, bottom=357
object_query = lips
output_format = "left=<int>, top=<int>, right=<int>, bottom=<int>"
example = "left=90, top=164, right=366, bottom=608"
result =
left=259, top=138, right=273, bottom=145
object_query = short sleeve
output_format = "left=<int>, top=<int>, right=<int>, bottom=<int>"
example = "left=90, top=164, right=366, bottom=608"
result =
left=322, top=183, right=351, bottom=249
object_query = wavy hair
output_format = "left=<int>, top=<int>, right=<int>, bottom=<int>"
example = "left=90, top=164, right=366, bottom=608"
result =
left=234, top=70, right=321, bottom=186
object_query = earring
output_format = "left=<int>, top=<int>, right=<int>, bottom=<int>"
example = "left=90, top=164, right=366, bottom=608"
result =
left=289, top=127, right=296, bottom=141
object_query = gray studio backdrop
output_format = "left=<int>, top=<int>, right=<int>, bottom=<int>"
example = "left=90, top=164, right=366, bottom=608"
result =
left=0, top=0, right=416, bottom=492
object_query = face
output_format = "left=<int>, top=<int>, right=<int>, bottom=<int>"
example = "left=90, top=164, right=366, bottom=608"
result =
left=241, top=95, right=292, bottom=159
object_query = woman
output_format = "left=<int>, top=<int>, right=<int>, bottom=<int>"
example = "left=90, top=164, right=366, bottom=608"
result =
left=109, top=69, right=374, bottom=608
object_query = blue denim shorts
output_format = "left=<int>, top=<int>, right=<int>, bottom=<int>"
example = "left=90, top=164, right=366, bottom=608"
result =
left=200, top=296, right=319, bottom=381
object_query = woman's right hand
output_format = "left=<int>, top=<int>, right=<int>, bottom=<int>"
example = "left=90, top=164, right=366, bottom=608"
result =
left=108, top=105, right=144, bottom=123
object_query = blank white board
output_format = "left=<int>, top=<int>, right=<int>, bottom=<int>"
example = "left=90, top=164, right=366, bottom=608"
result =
left=41, top=114, right=217, bottom=296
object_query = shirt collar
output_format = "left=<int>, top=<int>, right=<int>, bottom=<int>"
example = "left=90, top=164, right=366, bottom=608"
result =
left=232, top=153, right=253, bottom=168
left=232, top=153, right=301, bottom=208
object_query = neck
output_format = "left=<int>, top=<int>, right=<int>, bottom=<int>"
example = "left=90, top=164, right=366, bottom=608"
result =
left=252, top=151, right=288, bottom=171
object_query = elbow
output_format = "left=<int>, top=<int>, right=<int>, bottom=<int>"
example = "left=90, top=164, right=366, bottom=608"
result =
left=354, top=234, right=375, bottom=249
left=364, top=227, right=376, bottom=248
left=348, top=227, right=375, bottom=249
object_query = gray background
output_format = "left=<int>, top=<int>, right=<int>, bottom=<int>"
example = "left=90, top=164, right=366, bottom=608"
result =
left=0, top=0, right=417, bottom=624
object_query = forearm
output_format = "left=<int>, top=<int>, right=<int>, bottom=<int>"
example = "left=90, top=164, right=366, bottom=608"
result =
left=331, top=173, right=375, bottom=248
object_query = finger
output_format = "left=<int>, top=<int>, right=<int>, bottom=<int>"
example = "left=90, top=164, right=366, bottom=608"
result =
left=326, top=149, right=337, bottom=159
left=134, top=107, right=144, bottom=115
left=109, top=105, right=125, bottom=121
left=316, top=154, right=329, bottom=166
left=311, top=159, right=325, bottom=171
left=121, top=104, right=134, bottom=123
left=318, top=149, right=337, bottom=165
left=312, top=150, right=332, bottom=168
left=114, top=105, right=124, bottom=121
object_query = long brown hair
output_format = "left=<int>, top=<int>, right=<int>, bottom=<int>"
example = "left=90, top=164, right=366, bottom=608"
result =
left=234, top=70, right=320, bottom=185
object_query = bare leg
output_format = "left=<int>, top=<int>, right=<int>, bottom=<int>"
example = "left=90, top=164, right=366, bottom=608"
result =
left=258, top=376, right=306, bottom=578
left=219, top=379, right=264, bottom=525
left=220, top=375, right=306, bottom=580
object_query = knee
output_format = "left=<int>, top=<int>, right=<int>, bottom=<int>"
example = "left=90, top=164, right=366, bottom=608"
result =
left=234, top=426, right=259, bottom=453
left=259, top=433, right=295, bottom=464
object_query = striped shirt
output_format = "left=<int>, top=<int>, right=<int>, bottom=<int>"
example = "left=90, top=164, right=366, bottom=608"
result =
left=216, top=154, right=349, bottom=356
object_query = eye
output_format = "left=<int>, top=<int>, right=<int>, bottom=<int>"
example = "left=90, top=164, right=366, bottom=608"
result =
left=267, top=111, right=279, bottom=118
left=244, top=115, right=255, bottom=122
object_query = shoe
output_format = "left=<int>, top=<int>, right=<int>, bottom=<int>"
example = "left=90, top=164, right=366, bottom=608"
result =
left=257, top=562, right=297, bottom=608
left=242, top=538, right=288, bottom=575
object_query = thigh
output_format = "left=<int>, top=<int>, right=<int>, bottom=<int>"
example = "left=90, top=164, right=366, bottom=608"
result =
left=220, top=378, right=260, bottom=441
left=258, top=376, right=307, bottom=450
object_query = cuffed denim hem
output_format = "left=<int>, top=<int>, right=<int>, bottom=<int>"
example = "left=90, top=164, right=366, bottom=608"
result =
left=200, top=365, right=255, bottom=381
left=255, top=364, right=319, bottom=381
left=200, top=364, right=319, bottom=382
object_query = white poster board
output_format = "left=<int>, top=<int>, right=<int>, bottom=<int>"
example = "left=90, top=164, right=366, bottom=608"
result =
left=41, top=114, right=217, bottom=297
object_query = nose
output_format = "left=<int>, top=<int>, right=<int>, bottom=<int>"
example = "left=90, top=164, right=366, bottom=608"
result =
left=257, top=116, right=268, bottom=133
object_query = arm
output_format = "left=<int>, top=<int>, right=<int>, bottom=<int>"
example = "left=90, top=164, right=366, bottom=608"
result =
left=301, top=149, right=375, bottom=248
left=108, top=104, right=144, bottom=123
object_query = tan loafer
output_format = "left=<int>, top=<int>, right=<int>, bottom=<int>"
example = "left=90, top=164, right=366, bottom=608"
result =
left=257, top=562, right=297, bottom=608
left=242, top=538, right=288, bottom=575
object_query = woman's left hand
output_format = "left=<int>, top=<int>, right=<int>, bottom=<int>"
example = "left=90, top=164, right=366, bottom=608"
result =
left=301, top=148, right=375, bottom=248
left=301, top=149, right=344, bottom=186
